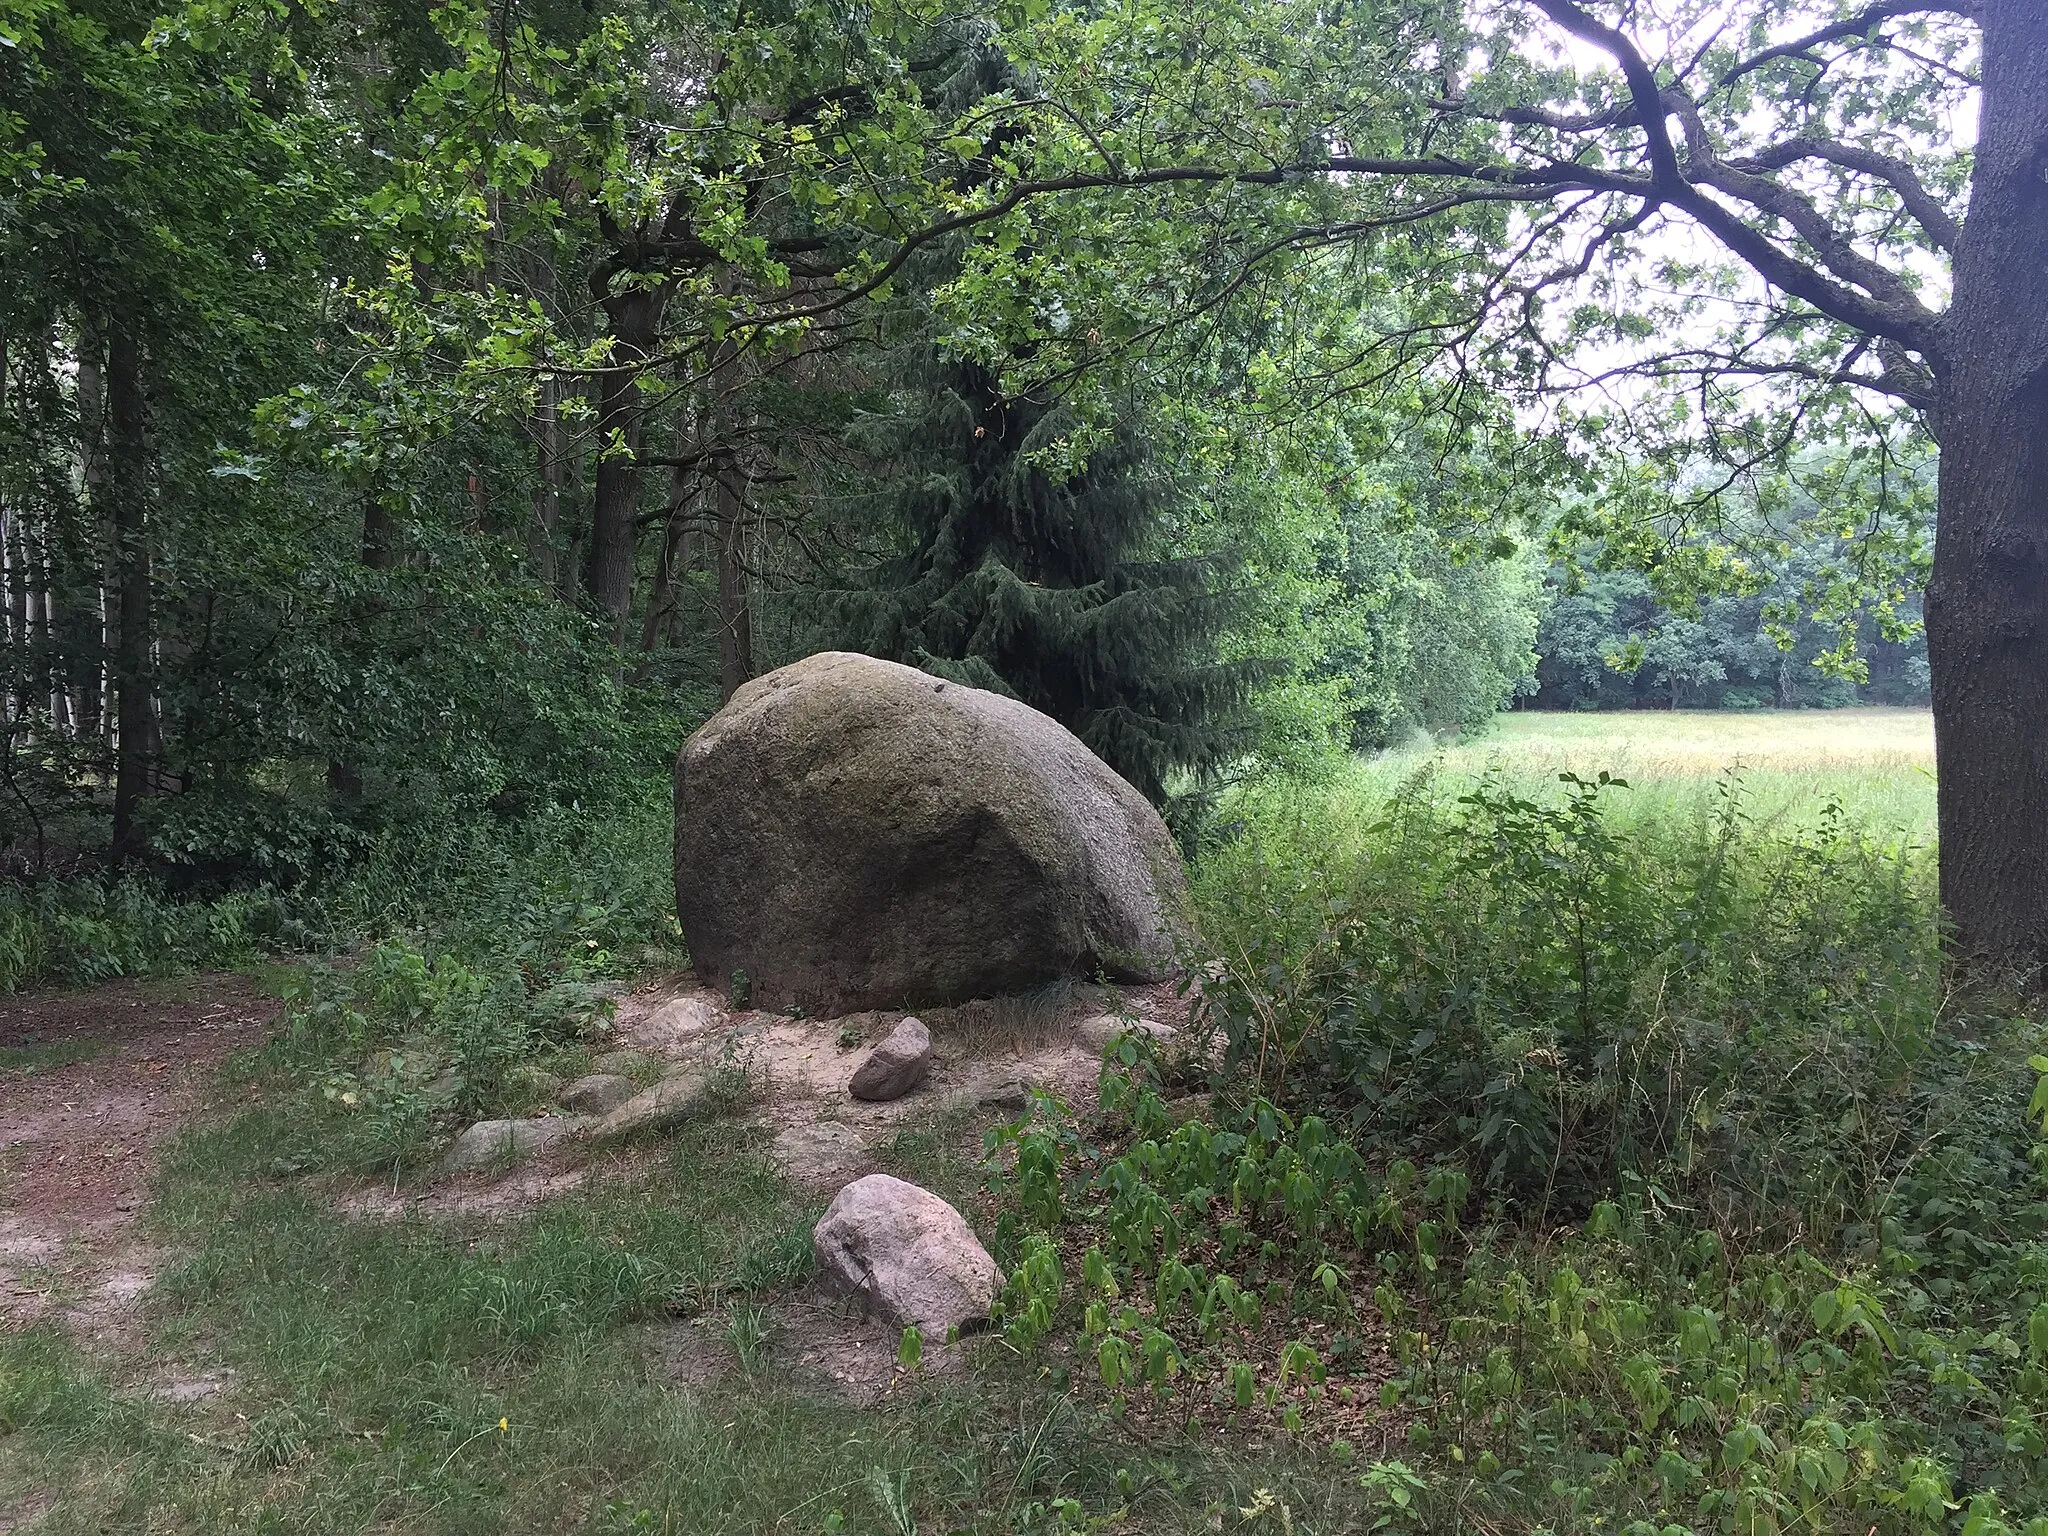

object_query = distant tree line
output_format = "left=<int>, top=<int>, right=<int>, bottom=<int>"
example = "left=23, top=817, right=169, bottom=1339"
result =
left=1527, top=573, right=1930, bottom=713
left=0, top=0, right=1958, bottom=906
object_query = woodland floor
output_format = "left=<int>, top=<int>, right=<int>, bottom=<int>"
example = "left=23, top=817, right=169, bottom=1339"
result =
left=0, top=966, right=1192, bottom=1428
left=0, top=975, right=274, bottom=1355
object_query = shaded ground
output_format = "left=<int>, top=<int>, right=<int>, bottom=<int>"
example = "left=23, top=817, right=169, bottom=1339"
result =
left=0, top=974, right=275, bottom=1343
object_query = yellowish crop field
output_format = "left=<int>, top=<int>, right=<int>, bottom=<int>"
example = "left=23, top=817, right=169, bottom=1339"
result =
left=1365, top=707, right=1937, bottom=837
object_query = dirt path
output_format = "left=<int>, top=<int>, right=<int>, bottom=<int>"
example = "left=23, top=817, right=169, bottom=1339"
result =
left=0, top=975, right=275, bottom=1343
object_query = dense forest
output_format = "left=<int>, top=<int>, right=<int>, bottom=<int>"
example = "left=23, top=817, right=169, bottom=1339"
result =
left=0, top=0, right=1947, bottom=890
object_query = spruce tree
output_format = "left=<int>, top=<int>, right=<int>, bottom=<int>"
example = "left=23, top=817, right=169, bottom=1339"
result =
left=846, top=359, right=1265, bottom=804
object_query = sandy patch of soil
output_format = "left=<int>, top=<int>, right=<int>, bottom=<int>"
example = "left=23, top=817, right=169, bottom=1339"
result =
left=0, top=974, right=275, bottom=1343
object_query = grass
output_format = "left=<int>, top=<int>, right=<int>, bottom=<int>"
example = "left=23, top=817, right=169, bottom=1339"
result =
left=0, top=1107, right=1364, bottom=1534
left=1370, top=706, right=1937, bottom=836
left=10, top=705, right=2044, bottom=1535
left=0, top=1040, right=99, bottom=1075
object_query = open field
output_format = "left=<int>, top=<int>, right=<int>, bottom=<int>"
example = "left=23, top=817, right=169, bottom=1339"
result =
left=1364, top=706, right=1937, bottom=837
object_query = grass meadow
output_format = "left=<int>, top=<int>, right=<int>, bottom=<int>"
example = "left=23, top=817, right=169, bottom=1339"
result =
left=1375, top=706, right=1937, bottom=835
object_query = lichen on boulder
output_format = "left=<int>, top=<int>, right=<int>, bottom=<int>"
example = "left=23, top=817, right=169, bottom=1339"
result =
left=673, top=651, right=1189, bottom=1012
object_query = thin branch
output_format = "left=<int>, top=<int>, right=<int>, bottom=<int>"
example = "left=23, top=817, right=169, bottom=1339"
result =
left=1714, top=0, right=1976, bottom=91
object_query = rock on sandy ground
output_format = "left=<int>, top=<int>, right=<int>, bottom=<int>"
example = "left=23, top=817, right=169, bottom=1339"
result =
left=439, top=1115, right=586, bottom=1174
left=848, top=1017, right=932, bottom=1102
left=1074, top=1012, right=1178, bottom=1053
left=812, top=1174, right=998, bottom=1337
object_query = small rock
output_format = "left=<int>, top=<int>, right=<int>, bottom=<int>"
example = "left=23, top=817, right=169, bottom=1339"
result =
left=848, top=1017, right=932, bottom=1102
left=148, top=1367, right=237, bottom=1403
left=588, top=1070, right=711, bottom=1141
left=439, top=1116, right=582, bottom=1175
left=558, top=1073, right=637, bottom=1115
left=772, top=1121, right=868, bottom=1184
left=590, top=1048, right=657, bottom=1077
left=812, top=1174, right=997, bottom=1336
left=939, top=1076, right=1032, bottom=1117
left=1074, top=1013, right=1176, bottom=1053
left=637, top=994, right=722, bottom=1049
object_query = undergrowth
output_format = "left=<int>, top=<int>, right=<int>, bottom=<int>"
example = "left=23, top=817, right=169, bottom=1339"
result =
left=984, top=771, right=2048, bottom=1533
left=8, top=763, right=2047, bottom=1533
left=0, top=781, right=676, bottom=994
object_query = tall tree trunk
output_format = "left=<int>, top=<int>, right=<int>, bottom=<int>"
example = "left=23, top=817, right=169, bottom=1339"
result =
left=0, top=325, right=18, bottom=717
left=1925, top=0, right=2048, bottom=975
left=36, top=327, right=108, bottom=743
left=529, top=373, right=564, bottom=588
left=105, top=317, right=153, bottom=864
left=586, top=284, right=667, bottom=643
left=714, top=462, right=754, bottom=701
left=637, top=405, right=698, bottom=662
left=361, top=496, right=396, bottom=570
left=706, top=330, right=755, bottom=702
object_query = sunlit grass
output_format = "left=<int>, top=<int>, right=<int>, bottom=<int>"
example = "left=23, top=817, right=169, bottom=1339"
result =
left=1353, top=706, right=1936, bottom=840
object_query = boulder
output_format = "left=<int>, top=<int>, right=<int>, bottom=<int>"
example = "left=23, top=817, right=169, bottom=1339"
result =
left=1074, top=1013, right=1177, bottom=1053
left=812, top=1174, right=998, bottom=1337
left=587, top=1069, right=712, bottom=1141
left=439, top=1116, right=582, bottom=1176
left=673, top=652, right=1191, bottom=1012
left=848, top=1017, right=932, bottom=1102
left=559, top=1073, right=637, bottom=1115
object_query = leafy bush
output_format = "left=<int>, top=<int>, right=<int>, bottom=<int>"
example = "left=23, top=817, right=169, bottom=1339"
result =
left=0, top=777, right=677, bottom=993
left=1194, top=770, right=1949, bottom=1231
left=0, top=877, right=301, bottom=991
left=983, top=771, right=2048, bottom=1532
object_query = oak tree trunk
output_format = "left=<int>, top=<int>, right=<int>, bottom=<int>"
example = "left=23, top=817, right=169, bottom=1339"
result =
left=715, top=462, right=753, bottom=701
left=1924, top=0, right=2048, bottom=975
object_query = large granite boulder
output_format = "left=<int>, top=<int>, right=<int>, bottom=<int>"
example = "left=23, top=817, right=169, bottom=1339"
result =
left=674, top=652, right=1189, bottom=1012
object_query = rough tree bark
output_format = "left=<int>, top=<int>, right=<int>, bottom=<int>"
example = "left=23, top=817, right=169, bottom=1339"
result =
left=1924, top=0, right=2048, bottom=974
left=706, top=335, right=754, bottom=701
left=104, top=316, right=153, bottom=864
left=637, top=404, right=698, bottom=662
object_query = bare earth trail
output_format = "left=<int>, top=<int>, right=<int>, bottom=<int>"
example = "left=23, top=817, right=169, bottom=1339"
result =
left=0, top=975, right=275, bottom=1343
left=0, top=966, right=1190, bottom=1417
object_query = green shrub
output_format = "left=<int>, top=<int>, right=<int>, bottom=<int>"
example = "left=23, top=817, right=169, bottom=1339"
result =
left=984, top=769, right=2048, bottom=1532
left=1193, top=770, right=1947, bottom=1231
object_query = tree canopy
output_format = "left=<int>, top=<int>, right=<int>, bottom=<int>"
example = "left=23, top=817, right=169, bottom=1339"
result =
left=4, top=0, right=2036, bottom=967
